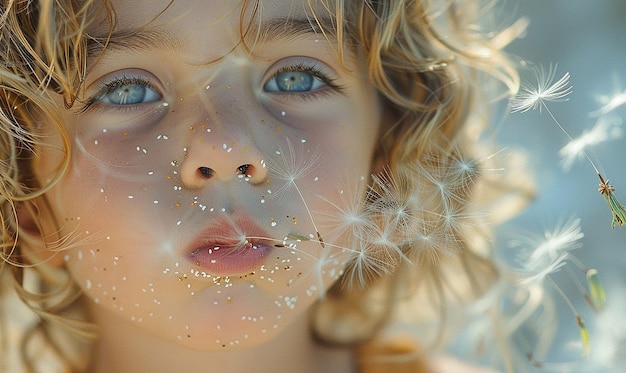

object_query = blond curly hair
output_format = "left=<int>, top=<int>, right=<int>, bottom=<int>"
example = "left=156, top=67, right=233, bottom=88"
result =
left=0, top=0, right=530, bottom=371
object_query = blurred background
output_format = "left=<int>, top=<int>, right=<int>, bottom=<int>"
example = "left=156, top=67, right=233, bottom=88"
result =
left=494, top=1, right=626, bottom=371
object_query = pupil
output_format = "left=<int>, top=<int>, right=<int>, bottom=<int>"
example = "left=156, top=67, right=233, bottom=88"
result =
left=277, top=72, right=313, bottom=92
left=113, top=85, right=145, bottom=105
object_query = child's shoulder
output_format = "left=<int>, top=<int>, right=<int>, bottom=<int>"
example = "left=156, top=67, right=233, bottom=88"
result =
left=356, top=334, right=429, bottom=373
left=356, top=334, right=498, bottom=373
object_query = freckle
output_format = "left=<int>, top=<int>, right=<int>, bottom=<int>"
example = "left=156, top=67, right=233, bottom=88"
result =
left=226, top=85, right=231, bottom=90
left=123, top=131, right=128, bottom=136
left=275, top=126, right=281, bottom=131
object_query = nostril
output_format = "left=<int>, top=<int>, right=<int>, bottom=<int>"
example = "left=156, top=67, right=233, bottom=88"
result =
left=198, top=166, right=214, bottom=178
left=237, top=164, right=252, bottom=177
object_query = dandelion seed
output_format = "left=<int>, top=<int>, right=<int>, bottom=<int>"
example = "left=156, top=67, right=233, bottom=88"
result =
left=598, top=174, right=626, bottom=228
left=268, top=138, right=325, bottom=247
left=519, top=253, right=568, bottom=286
left=559, top=115, right=622, bottom=171
left=367, top=170, right=418, bottom=241
left=585, top=269, right=606, bottom=310
left=577, top=315, right=590, bottom=357
left=528, top=218, right=583, bottom=265
left=509, top=64, right=573, bottom=113
left=317, top=180, right=372, bottom=244
left=590, top=73, right=626, bottom=117
left=512, top=65, right=626, bottom=228
left=591, top=91, right=626, bottom=117
left=342, top=241, right=393, bottom=287
left=514, top=218, right=584, bottom=286
left=268, top=139, right=322, bottom=198
left=546, top=274, right=592, bottom=358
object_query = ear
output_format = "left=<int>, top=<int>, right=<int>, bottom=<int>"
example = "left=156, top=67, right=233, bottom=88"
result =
left=15, top=199, right=66, bottom=268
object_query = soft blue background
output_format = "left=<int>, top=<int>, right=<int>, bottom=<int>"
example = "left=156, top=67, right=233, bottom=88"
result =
left=496, top=1, right=626, bottom=371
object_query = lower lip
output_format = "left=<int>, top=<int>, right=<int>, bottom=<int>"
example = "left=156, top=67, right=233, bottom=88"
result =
left=187, top=241, right=273, bottom=277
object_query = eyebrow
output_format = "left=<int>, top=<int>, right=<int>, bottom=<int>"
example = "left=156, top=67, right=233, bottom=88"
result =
left=86, top=27, right=182, bottom=63
left=248, top=16, right=338, bottom=45
left=86, top=16, right=339, bottom=64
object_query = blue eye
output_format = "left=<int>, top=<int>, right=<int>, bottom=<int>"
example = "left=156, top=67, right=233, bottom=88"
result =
left=95, top=78, right=161, bottom=106
left=264, top=70, right=326, bottom=93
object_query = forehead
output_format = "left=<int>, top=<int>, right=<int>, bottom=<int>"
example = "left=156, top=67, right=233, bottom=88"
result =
left=89, top=0, right=340, bottom=50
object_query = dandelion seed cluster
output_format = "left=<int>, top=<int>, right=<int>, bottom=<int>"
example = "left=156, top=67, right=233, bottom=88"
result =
left=334, top=146, right=483, bottom=288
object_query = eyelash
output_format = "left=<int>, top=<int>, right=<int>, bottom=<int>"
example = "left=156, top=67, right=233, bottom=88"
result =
left=270, top=63, right=344, bottom=96
left=77, top=62, right=344, bottom=113
left=78, top=75, right=159, bottom=113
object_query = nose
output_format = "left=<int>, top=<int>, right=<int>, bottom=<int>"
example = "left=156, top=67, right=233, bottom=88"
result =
left=180, top=133, right=267, bottom=188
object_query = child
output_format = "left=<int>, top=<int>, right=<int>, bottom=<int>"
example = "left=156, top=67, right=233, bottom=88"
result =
left=0, top=0, right=528, bottom=372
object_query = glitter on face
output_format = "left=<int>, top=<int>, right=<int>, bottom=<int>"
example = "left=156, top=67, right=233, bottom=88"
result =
left=41, top=0, right=383, bottom=353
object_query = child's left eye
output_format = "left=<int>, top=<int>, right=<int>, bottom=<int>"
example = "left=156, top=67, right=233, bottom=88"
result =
left=263, top=63, right=340, bottom=94
left=264, top=70, right=326, bottom=93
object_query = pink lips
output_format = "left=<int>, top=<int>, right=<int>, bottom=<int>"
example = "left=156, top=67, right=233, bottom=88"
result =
left=186, top=213, right=274, bottom=277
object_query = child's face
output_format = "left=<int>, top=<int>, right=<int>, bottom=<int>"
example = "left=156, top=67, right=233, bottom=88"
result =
left=34, top=0, right=381, bottom=350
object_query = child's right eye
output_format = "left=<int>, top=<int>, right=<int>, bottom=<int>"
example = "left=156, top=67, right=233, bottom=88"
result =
left=89, top=75, right=162, bottom=107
